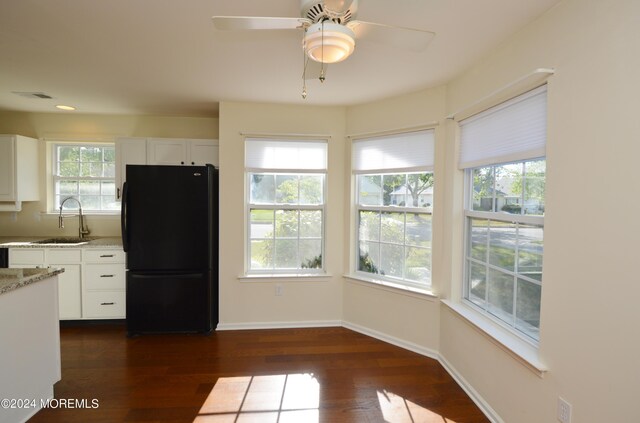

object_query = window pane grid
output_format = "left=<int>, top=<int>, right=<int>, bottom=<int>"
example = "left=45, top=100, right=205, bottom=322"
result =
left=464, top=215, right=543, bottom=342
left=247, top=170, right=325, bottom=272
left=53, top=144, right=117, bottom=212
left=356, top=171, right=433, bottom=288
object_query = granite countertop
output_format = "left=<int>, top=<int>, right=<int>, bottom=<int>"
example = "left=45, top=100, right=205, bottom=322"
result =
left=0, top=237, right=123, bottom=248
left=0, top=267, right=65, bottom=295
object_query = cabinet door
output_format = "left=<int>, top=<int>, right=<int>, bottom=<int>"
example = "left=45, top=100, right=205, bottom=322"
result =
left=188, top=140, right=219, bottom=166
left=50, top=263, right=82, bottom=319
left=147, top=138, right=188, bottom=165
left=115, top=138, right=147, bottom=200
left=0, top=136, right=16, bottom=201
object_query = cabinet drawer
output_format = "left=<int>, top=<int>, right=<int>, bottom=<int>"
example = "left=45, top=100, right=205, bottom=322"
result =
left=48, top=249, right=82, bottom=263
left=83, top=249, right=125, bottom=263
left=9, top=249, right=45, bottom=265
left=83, top=291, right=125, bottom=318
left=84, top=264, right=125, bottom=290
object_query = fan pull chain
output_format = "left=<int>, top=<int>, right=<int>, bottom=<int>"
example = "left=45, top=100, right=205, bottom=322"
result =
left=320, top=19, right=326, bottom=83
left=302, top=27, right=308, bottom=99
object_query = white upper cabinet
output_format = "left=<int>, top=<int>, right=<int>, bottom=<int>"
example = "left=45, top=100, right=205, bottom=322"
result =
left=147, top=138, right=189, bottom=165
left=115, top=137, right=147, bottom=201
left=115, top=137, right=218, bottom=200
left=147, top=138, right=218, bottom=166
left=0, top=134, right=39, bottom=211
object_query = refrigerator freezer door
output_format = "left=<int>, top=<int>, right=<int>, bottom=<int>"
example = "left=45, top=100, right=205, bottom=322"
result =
left=126, top=271, right=213, bottom=335
left=124, top=165, right=212, bottom=271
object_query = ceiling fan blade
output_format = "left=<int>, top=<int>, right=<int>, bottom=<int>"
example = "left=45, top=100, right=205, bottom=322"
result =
left=303, top=59, right=330, bottom=81
left=212, top=16, right=311, bottom=31
left=347, top=20, right=435, bottom=52
left=323, top=0, right=354, bottom=15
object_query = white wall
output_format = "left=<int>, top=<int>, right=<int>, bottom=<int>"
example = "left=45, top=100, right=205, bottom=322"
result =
left=217, top=101, right=346, bottom=327
left=0, top=111, right=218, bottom=236
left=439, top=0, right=640, bottom=422
left=343, top=86, right=446, bottom=353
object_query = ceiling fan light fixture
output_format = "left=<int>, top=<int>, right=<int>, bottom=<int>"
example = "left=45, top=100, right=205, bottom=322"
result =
left=305, top=22, right=355, bottom=64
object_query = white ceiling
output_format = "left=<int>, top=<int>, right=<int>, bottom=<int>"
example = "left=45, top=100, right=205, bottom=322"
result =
left=0, top=0, right=561, bottom=117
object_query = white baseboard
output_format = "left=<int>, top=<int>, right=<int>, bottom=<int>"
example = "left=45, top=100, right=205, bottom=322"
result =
left=438, top=354, right=503, bottom=423
left=216, top=320, right=342, bottom=331
left=341, top=320, right=439, bottom=360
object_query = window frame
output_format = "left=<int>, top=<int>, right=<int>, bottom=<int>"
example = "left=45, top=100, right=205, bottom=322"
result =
left=245, top=172, right=327, bottom=275
left=354, top=171, right=434, bottom=290
left=244, top=137, right=329, bottom=276
left=462, top=158, right=545, bottom=345
left=50, top=142, right=119, bottom=214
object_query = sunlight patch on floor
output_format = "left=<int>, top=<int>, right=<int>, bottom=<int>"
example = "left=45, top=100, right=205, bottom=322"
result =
left=194, top=373, right=319, bottom=422
left=377, top=389, right=457, bottom=423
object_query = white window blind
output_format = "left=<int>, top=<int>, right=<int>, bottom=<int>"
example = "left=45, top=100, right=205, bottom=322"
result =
left=245, top=138, right=327, bottom=172
left=352, top=129, right=435, bottom=174
left=459, top=85, right=547, bottom=169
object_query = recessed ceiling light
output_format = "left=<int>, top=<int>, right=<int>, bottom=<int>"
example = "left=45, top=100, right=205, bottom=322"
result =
left=55, top=105, right=76, bottom=111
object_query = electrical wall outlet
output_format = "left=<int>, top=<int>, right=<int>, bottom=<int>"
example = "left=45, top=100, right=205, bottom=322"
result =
left=557, top=397, right=572, bottom=423
left=275, top=284, right=283, bottom=296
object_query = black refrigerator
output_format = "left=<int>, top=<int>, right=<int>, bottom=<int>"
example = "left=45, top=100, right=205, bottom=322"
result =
left=121, top=164, right=218, bottom=336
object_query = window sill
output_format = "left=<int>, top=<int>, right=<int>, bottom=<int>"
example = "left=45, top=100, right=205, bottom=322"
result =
left=239, top=273, right=332, bottom=282
left=344, top=273, right=438, bottom=301
left=441, top=299, right=547, bottom=377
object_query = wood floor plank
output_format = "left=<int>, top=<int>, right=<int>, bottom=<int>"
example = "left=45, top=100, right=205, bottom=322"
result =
left=29, top=324, right=489, bottom=423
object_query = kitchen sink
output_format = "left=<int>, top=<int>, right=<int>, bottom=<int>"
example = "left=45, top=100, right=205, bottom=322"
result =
left=32, top=237, right=96, bottom=245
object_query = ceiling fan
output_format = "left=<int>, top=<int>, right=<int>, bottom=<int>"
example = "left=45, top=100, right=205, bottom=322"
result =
left=212, top=0, right=435, bottom=98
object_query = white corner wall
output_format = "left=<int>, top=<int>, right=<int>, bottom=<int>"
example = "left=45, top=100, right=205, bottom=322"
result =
left=343, top=86, right=446, bottom=353
left=217, top=102, right=347, bottom=327
left=440, top=0, right=640, bottom=422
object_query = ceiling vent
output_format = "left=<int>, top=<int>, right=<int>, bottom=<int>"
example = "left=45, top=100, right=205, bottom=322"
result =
left=12, top=91, right=54, bottom=99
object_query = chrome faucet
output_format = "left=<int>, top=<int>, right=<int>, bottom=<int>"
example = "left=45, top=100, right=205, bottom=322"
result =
left=59, top=197, right=90, bottom=239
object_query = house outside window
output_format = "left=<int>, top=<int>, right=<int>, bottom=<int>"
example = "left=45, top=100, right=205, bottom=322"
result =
left=245, top=138, right=327, bottom=274
left=352, top=129, right=435, bottom=290
left=459, top=85, right=547, bottom=343
left=52, top=143, right=119, bottom=212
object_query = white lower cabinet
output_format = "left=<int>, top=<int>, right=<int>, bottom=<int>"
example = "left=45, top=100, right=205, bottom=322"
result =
left=82, top=250, right=126, bottom=319
left=48, top=249, right=82, bottom=319
left=9, top=247, right=125, bottom=320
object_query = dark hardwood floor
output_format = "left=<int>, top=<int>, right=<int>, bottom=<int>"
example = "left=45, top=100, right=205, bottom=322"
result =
left=30, top=324, right=489, bottom=423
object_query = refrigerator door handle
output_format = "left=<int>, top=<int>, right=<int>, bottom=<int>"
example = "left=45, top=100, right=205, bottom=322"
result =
left=121, top=181, right=129, bottom=252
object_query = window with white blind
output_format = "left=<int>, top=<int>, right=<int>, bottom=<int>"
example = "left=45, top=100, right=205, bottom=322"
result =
left=352, top=129, right=435, bottom=290
left=460, top=85, right=547, bottom=343
left=245, top=138, right=327, bottom=274
left=52, top=143, right=119, bottom=213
